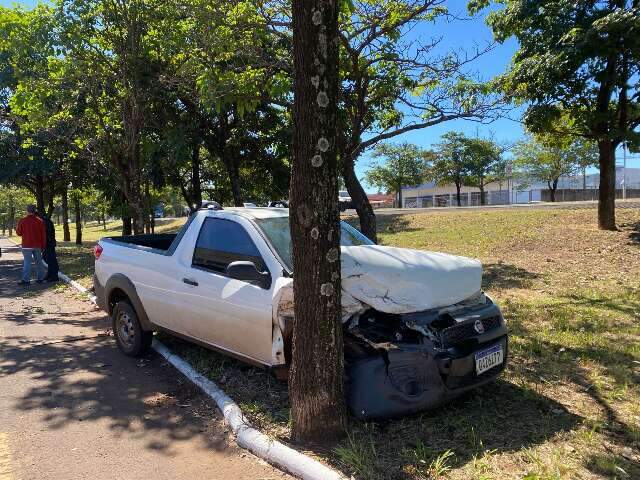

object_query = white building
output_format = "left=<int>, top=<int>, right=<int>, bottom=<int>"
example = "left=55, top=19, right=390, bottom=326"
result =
left=401, top=167, right=640, bottom=208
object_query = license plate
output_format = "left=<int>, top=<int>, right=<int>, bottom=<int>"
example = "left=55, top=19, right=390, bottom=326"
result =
left=475, top=344, right=503, bottom=375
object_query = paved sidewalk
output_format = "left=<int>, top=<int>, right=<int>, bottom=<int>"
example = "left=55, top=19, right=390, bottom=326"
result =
left=0, top=237, right=290, bottom=480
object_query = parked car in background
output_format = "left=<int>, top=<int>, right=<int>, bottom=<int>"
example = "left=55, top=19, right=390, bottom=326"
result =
left=268, top=200, right=289, bottom=208
left=93, top=207, right=508, bottom=419
left=153, top=204, right=165, bottom=218
left=338, top=190, right=353, bottom=211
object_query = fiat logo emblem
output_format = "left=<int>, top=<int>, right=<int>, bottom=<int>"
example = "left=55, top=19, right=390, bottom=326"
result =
left=474, top=319, right=485, bottom=334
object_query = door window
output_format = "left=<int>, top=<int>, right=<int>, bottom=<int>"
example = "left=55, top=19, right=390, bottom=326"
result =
left=193, top=218, right=266, bottom=274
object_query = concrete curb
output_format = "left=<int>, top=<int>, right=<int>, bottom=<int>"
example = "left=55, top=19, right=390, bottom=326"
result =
left=2, top=236, right=347, bottom=480
left=152, top=341, right=346, bottom=480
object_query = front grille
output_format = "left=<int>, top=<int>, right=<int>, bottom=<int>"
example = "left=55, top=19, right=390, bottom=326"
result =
left=446, top=363, right=504, bottom=389
left=438, top=315, right=502, bottom=347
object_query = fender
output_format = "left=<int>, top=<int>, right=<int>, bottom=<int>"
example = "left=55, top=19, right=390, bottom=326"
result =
left=104, top=273, right=155, bottom=332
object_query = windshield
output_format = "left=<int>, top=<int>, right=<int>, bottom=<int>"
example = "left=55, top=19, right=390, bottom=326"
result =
left=255, top=217, right=373, bottom=271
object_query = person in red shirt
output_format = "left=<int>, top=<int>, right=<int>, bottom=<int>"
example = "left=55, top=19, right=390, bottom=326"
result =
left=15, top=204, right=47, bottom=285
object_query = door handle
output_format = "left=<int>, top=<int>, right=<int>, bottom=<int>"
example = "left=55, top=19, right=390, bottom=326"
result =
left=182, top=278, right=199, bottom=286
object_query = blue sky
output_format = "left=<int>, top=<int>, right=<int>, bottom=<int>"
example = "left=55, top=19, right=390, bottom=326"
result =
left=3, top=0, right=638, bottom=187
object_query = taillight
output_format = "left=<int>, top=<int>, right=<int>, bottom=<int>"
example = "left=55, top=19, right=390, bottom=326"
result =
left=94, top=244, right=103, bottom=260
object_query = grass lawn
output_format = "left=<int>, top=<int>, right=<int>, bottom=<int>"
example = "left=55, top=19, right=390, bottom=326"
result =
left=15, top=207, right=640, bottom=478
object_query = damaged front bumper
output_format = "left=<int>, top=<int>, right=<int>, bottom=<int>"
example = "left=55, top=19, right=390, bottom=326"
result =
left=345, top=300, right=508, bottom=420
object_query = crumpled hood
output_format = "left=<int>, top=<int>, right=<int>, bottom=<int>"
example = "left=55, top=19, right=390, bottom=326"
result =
left=340, top=245, right=482, bottom=314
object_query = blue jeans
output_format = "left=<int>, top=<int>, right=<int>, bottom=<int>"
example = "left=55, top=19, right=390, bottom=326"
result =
left=22, top=248, right=45, bottom=283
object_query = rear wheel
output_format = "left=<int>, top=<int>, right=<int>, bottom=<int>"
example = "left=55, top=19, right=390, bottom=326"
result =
left=112, top=301, right=153, bottom=357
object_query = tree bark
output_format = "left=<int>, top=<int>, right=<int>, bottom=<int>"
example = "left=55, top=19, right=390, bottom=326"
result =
left=597, top=140, right=616, bottom=230
left=144, top=181, right=151, bottom=234
left=228, top=156, right=243, bottom=207
left=548, top=179, right=557, bottom=202
left=73, top=193, right=82, bottom=245
left=61, top=186, right=71, bottom=242
left=342, top=158, right=377, bottom=242
left=8, top=196, right=15, bottom=237
left=456, top=183, right=462, bottom=207
left=289, top=0, right=346, bottom=443
left=191, top=137, right=203, bottom=209
left=122, top=216, right=132, bottom=236
left=35, top=175, right=45, bottom=214
left=46, top=176, right=56, bottom=217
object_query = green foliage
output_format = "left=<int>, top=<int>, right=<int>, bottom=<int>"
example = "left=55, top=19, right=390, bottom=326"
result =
left=430, top=132, right=469, bottom=188
left=365, top=142, right=430, bottom=197
left=463, top=137, right=503, bottom=190
left=0, top=186, right=33, bottom=231
left=430, top=132, right=503, bottom=192
left=513, top=133, right=598, bottom=191
left=336, top=0, right=499, bottom=160
left=474, top=0, right=640, bottom=148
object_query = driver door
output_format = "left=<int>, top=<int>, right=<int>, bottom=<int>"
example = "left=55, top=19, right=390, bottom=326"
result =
left=175, top=217, right=274, bottom=364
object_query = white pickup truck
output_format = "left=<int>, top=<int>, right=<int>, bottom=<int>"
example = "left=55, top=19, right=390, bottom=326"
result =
left=94, top=206, right=508, bottom=419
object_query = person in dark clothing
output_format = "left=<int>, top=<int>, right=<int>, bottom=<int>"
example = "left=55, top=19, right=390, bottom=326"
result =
left=39, top=212, right=60, bottom=282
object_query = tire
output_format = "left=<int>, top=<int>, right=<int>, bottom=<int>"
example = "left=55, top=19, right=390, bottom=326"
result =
left=112, top=300, right=153, bottom=357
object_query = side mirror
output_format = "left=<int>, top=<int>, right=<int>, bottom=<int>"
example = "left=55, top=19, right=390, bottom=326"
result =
left=225, top=261, right=271, bottom=289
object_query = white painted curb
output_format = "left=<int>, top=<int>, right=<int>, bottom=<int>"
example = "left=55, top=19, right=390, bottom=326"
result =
left=2, top=236, right=347, bottom=480
left=152, top=341, right=347, bottom=480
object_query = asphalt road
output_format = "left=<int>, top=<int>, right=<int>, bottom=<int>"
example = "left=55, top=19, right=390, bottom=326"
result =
left=0, top=238, right=290, bottom=480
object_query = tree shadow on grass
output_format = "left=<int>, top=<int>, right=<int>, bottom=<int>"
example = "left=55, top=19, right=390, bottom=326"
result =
left=345, top=214, right=424, bottom=238
left=584, top=452, right=640, bottom=479
left=324, top=379, right=583, bottom=480
left=482, top=262, right=540, bottom=290
left=622, top=220, right=640, bottom=245
left=558, top=288, right=640, bottom=317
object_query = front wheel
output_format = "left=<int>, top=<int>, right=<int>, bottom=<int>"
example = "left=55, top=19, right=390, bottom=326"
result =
left=112, top=300, right=153, bottom=357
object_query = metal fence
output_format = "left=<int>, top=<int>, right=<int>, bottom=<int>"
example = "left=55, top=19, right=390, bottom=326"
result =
left=404, top=185, right=640, bottom=208
left=540, top=188, right=640, bottom=202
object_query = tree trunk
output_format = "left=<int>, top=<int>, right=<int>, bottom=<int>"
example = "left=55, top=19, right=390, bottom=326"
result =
left=397, top=186, right=403, bottom=208
left=122, top=216, right=132, bottom=236
left=582, top=167, right=587, bottom=191
left=228, top=158, right=243, bottom=207
left=479, top=181, right=486, bottom=206
left=289, top=0, right=346, bottom=443
left=61, top=186, right=71, bottom=242
left=8, top=196, right=15, bottom=236
left=123, top=175, right=145, bottom=235
left=74, top=193, right=82, bottom=245
left=456, top=183, right=462, bottom=207
left=216, top=111, right=244, bottom=207
left=191, top=138, right=203, bottom=209
left=35, top=175, right=46, bottom=214
left=342, top=158, right=377, bottom=242
left=597, top=140, right=616, bottom=230
left=144, top=182, right=151, bottom=234
left=46, top=177, right=55, bottom=217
